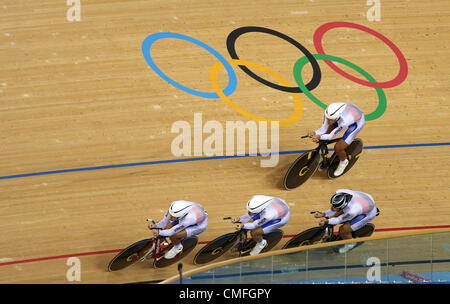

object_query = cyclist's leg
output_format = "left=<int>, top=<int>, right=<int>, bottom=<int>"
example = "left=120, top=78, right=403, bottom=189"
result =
left=339, top=209, right=376, bottom=253
left=342, top=115, right=365, bottom=147
left=250, top=214, right=289, bottom=255
left=248, top=226, right=265, bottom=256
left=337, top=220, right=359, bottom=253
left=250, top=227, right=264, bottom=243
left=261, top=212, right=289, bottom=235
left=184, top=218, right=208, bottom=238
left=334, top=118, right=365, bottom=176
left=334, top=139, right=350, bottom=162
left=166, top=218, right=207, bottom=259
left=338, top=222, right=354, bottom=240
left=169, top=230, right=187, bottom=245
left=349, top=208, right=377, bottom=233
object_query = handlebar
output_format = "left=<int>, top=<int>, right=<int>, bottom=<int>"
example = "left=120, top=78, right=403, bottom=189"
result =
left=318, top=137, right=342, bottom=145
left=146, top=218, right=163, bottom=230
left=301, top=135, right=342, bottom=145
left=310, top=211, right=333, bottom=229
left=223, top=217, right=242, bottom=224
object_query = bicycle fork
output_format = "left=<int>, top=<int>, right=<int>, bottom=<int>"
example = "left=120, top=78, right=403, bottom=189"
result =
left=318, top=144, right=331, bottom=170
left=320, top=226, right=334, bottom=243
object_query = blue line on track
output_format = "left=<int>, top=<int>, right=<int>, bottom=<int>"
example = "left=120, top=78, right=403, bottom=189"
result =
left=1, top=142, right=449, bottom=180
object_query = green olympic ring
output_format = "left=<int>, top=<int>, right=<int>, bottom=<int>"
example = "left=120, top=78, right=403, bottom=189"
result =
left=293, top=54, right=387, bottom=121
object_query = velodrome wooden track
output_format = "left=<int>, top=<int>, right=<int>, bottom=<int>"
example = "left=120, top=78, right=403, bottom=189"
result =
left=0, top=0, right=449, bottom=284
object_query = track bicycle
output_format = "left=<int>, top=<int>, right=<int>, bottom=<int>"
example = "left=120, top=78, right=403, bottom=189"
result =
left=283, top=136, right=363, bottom=190
left=107, top=219, right=198, bottom=271
left=193, top=217, right=284, bottom=265
left=282, top=210, right=379, bottom=251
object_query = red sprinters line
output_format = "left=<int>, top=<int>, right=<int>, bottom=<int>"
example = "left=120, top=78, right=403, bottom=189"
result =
left=1, top=225, right=449, bottom=267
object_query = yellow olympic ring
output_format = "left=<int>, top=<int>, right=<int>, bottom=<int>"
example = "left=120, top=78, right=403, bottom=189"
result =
left=209, top=59, right=303, bottom=126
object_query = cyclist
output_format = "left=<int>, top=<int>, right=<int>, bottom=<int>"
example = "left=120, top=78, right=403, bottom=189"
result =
left=148, top=200, right=208, bottom=259
left=314, top=189, right=379, bottom=253
left=232, top=195, right=290, bottom=256
left=307, top=102, right=365, bottom=176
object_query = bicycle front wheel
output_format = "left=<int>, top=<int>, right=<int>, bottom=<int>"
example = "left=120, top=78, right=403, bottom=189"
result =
left=107, top=238, right=154, bottom=272
left=283, top=150, right=320, bottom=190
left=282, top=227, right=325, bottom=249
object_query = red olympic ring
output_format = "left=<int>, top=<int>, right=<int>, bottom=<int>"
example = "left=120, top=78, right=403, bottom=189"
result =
left=314, top=21, right=408, bottom=89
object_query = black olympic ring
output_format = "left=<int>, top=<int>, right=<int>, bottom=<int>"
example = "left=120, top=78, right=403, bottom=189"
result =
left=226, top=26, right=322, bottom=93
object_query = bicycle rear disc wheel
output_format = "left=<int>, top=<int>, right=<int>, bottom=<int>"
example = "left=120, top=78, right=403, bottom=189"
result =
left=262, top=229, right=284, bottom=253
left=353, top=223, right=375, bottom=238
left=331, top=223, right=376, bottom=253
left=107, top=238, right=154, bottom=272
left=193, top=233, right=238, bottom=265
left=240, top=229, right=285, bottom=256
left=282, top=227, right=325, bottom=249
left=327, top=138, right=363, bottom=179
left=283, top=150, right=320, bottom=190
left=153, top=236, right=199, bottom=268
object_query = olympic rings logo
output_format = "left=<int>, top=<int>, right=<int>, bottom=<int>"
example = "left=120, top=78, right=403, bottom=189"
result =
left=141, top=21, right=408, bottom=126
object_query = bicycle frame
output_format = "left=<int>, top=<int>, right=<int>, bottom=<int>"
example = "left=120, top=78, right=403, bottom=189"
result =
left=317, top=137, right=342, bottom=166
left=230, top=229, right=250, bottom=254
left=319, top=225, right=332, bottom=242
left=150, top=237, right=170, bottom=260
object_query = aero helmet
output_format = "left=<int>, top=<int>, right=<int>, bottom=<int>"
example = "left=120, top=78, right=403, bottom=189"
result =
left=247, top=195, right=273, bottom=214
left=325, top=102, right=347, bottom=120
left=169, top=200, right=194, bottom=218
left=330, top=192, right=352, bottom=210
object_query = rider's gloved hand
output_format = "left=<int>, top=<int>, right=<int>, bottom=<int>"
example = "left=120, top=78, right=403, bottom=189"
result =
left=234, top=223, right=244, bottom=230
left=312, top=135, right=321, bottom=142
left=231, top=217, right=241, bottom=223
left=314, top=211, right=325, bottom=218
left=319, top=218, right=328, bottom=226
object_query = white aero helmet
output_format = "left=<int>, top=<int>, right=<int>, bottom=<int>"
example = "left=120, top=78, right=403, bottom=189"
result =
left=247, top=195, right=273, bottom=214
left=330, top=192, right=353, bottom=210
left=169, top=200, right=194, bottom=218
left=325, top=102, right=347, bottom=120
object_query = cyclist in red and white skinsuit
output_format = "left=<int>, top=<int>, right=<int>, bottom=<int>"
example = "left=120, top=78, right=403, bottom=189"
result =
left=148, top=200, right=208, bottom=259
left=315, top=189, right=378, bottom=253
left=308, top=103, right=365, bottom=176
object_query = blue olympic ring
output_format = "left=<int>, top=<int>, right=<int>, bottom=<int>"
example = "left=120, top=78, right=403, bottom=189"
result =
left=141, top=32, right=237, bottom=99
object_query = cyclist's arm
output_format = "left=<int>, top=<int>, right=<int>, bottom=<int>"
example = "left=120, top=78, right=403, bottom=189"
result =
left=319, top=123, right=346, bottom=140
left=327, top=211, right=356, bottom=225
left=325, top=209, right=337, bottom=218
left=315, top=115, right=329, bottom=135
left=243, top=213, right=275, bottom=230
left=159, top=223, right=186, bottom=237
left=242, top=219, right=261, bottom=230
left=155, top=212, right=171, bottom=229
left=239, top=213, right=252, bottom=223
left=159, top=216, right=195, bottom=237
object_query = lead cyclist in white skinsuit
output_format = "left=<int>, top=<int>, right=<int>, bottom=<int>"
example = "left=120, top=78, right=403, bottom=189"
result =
left=314, top=189, right=378, bottom=253
left=148, top=200, right=208, bottom=259
left=232, top=195, right=290, bottom=256
left=308, top=102, right=365, bottom=176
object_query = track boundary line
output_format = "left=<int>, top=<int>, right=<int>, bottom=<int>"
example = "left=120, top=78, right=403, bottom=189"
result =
left=1, top=142, right=449, bottom=180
